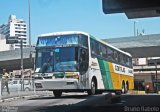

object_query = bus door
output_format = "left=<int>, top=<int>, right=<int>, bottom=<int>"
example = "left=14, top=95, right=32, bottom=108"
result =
left=79, top=48, right=89, bottom=88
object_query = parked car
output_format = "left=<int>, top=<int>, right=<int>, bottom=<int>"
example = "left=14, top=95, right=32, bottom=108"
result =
left=4, top=79, right=33, bottom=92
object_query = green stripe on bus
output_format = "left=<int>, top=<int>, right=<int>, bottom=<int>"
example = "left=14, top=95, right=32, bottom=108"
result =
left=104, top=62, right=113, bottom=89
left=98, top=58, right=113, bottom=89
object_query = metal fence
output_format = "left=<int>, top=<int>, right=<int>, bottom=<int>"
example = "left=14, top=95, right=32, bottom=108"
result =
left=0, top=78, right=36, bottom=99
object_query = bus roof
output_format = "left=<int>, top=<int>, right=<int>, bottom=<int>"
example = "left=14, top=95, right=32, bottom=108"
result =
left=90, top=35, right=132, bottom=57
left=100, top=39, right=132, bottom=57
left=38, top=31, right=89, bottom=37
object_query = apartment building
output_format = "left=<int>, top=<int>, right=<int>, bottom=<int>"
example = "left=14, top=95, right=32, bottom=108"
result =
left=0, top=15, right=27, bottom=49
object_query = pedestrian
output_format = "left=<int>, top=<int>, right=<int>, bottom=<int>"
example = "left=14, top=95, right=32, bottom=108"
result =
left=1, top=69, right=10, bottom=94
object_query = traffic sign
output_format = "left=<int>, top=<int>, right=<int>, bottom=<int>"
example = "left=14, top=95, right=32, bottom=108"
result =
left=6, top=36, right=19, bottom=44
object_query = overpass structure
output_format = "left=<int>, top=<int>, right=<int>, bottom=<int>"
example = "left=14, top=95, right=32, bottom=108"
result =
left=0, top=47, right=35, bottom=73
left=103, top=34, right=160, bottom=58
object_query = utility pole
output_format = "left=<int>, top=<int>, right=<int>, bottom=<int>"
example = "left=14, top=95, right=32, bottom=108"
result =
left=134, top=21, right=136, bottom=36
left=134, top=21, right=138, bottom=36
left=6, top=37, right=24, bottom=90
left=20, top=38, right=24, bottom=91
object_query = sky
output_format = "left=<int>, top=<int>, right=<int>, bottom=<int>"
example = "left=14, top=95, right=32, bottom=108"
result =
left=0, top=0, right=160, bottom=44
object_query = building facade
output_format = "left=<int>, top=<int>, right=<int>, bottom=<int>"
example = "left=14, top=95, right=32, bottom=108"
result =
left=0, top=15, right=27, bottom=49
left=0, top=34, right=14, bottom=51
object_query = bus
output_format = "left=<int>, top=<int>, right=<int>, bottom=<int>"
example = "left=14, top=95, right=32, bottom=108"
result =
left=34, top=31, right=134, bottom=97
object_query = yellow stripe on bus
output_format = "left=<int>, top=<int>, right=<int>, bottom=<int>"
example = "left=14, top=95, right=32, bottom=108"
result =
left=108, top=62, right=134, bottom=90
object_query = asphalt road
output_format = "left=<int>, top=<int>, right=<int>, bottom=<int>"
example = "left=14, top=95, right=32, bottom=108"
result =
left=0, top=93, right=160, bottom=112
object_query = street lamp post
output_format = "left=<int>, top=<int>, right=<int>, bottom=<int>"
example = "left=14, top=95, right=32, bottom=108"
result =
left=134, top=21, right=138, bottom=36
left=28, top=0, right=31, bottom=47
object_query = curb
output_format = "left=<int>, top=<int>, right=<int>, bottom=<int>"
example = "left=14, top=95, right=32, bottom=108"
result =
left=21, top=94, right=44, bottom=99
left=0, top=94, right=41, bottom=103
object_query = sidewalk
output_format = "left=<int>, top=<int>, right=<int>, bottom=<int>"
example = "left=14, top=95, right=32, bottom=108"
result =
left=128, top=90, right=160, bottom=95
left=0, top=91, right=53, bottom=102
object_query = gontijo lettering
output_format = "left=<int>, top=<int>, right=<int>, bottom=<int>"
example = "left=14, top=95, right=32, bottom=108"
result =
left=115, top=65, right=125, bottom=73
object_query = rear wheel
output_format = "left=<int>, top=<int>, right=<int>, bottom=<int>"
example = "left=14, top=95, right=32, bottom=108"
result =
left=87, top=79, right=96, bottom=95
left=53, top=90, right=62, bottom=98
left=121, top=82, right=125, bottom=94
left=125, top=82, right=129, bottom=93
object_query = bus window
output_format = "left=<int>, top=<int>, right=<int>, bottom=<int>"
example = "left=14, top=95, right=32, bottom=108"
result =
left=119, top=53, right=125, bottom=65
left=100, top=44, right=108, bottom=59
left=123, top=55, right=127, bottom=64
left=126, top=56, right=131, bottom=67
left=90, top=39, right=95, bottom=54
left=90, top=39, right=100, bottom=56
left=79, top=48, right=88, bottom=74
left=95, top=41, right=100, bottom=55
left=114, top=50, right=118, bottom=62
left=79, top=34, right=88, bottom=47
left=107, top=47, right=114, bottom=61
left=129, top=58, right=133, bottom=67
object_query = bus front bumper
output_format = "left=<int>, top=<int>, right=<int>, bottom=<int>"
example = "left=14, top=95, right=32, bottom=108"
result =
left=34, top=79, right=79, bottom=91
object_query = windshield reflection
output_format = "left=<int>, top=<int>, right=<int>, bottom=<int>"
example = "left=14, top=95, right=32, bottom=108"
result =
left=35, top=47, right=78, bottom=73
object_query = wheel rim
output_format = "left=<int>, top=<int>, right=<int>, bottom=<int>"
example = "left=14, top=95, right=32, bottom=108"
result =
left=91, top=81, right=96, bottom=94
left=125, top=83, right=128, bottom=93
left=122, top=84, right=125, bottom=93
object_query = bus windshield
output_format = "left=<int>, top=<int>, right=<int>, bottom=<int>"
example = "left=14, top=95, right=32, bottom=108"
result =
left=35, top=47, right=78, bottom=73
left=37, top=34, right=78, bottom=47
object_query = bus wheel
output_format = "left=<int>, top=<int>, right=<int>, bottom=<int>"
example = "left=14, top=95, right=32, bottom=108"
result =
left=87, top=79, right=96, bottom=95
left=122, top=82, right=125, bottom=94
left=125, top=82, right=129, bottom=93
left=53, top=90, right=62, bottom=98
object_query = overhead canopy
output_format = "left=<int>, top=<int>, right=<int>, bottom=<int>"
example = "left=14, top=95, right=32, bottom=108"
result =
left=103, top=34, right=160, bottom=58
left=102, top=0, right=160, bottom=18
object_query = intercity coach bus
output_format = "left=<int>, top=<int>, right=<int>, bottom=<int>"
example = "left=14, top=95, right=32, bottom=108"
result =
left=34, top=31, right=134, bottom=97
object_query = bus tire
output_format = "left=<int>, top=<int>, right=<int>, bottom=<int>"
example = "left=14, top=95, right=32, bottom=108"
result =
left=53, top=90, right=62, bottom=98
left=125, top=81, right=129, bottom=93
left=87, top=78, right=96, bottom=95
left=122, top=81, right=125, bottom=94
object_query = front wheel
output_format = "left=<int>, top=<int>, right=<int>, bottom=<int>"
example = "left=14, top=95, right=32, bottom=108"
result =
left=53, top=90, right=62, bottom=98
left=87, top=79, right=96, bottom=95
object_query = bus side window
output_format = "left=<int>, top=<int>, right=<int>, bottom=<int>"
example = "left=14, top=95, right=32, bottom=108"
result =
left=114, top=50, right=118, bottom=62
left=107, top=47, right=114, bottom=61
left=100, top=44, right=108, bottom=59
left=79, top=49, right=88, bottom=74
left=95, top=42, right=100, bottom=55
left=90, top=39, right=95, bottom=54
left=119, top=53, right=125, bottom=65
left=129, top=58, right=132, bottom=67
left=126, top=57, right=130, bottom=66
